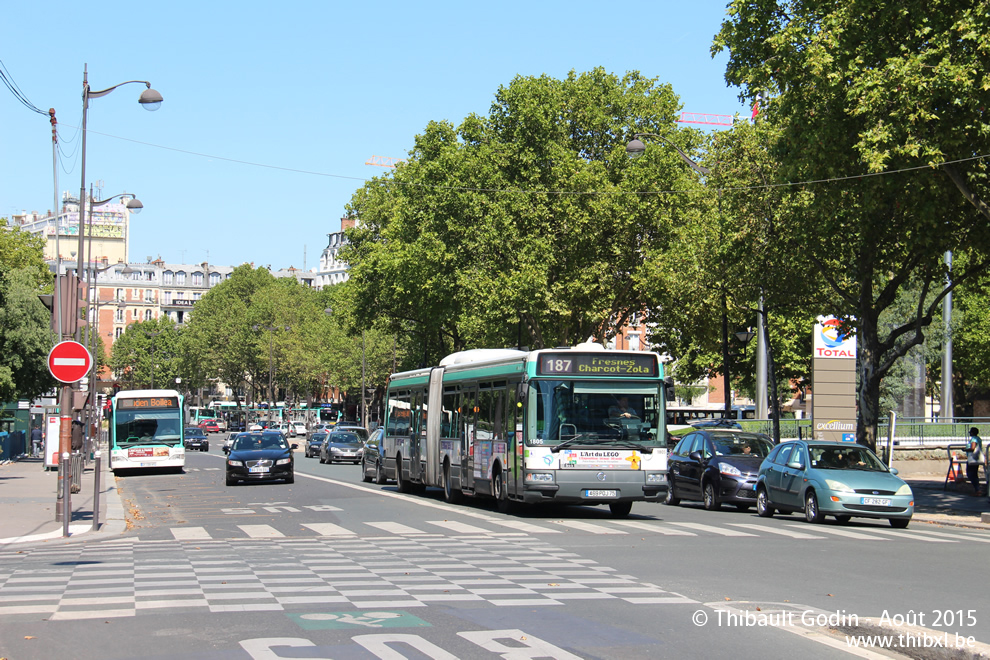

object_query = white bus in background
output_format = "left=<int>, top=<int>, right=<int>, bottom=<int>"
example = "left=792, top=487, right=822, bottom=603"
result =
left=109, top=389, right=186, bottom=473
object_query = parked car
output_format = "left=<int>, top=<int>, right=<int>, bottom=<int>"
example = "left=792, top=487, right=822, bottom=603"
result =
left=184, top=427, right=210, bottom=452
left=756, top=440, right=914, bottom=527
left=305, top=432, right=328, bottom=458
left=292, top=422, right=308, bottom=437
left=225, top=431, right=297, bottom=486
left=199, top=420, right=220, bottom=433
left=361, top=428, right=387, bottom=484
left=665, top=429, right=774, bottom=510
left=319, top=431, right=364, bottom=464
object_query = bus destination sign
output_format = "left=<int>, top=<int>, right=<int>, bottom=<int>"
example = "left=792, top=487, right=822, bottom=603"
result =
left=118, top=397, right=179, bottom=410
left=538, top=352, right=658, bottom=377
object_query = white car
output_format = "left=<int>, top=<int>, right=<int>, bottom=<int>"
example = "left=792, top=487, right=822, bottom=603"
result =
left=292, top=422, right=307, bottom=436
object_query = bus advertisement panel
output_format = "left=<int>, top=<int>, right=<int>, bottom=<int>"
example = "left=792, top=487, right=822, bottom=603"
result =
left=381, top=343, right=670, bottom=517
left=110, top=389, right=185, bottom=472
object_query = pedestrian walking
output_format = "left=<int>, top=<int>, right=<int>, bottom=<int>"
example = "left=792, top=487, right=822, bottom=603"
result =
left=965, top=427, right=983, bottom=496
left=30, top=425, right=43, bottom=458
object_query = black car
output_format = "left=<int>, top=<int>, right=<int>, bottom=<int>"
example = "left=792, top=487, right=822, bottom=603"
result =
left=319, top=431, right=364, bottom=464
left=666, top=429, right=774, bottom=511
left=305, top=432, right=328, bottom=458
left=225, top=432, right=297, bottom=486
left=361, top=428, right=387, bottom=484
left=184, top=427, right=209, bottom=451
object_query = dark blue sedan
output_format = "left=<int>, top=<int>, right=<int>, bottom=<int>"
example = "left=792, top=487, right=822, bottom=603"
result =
left=226, top=432, right=296, bottom=486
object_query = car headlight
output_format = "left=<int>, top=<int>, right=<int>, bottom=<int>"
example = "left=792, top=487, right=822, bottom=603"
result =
left=331, top=447, right=341, bottom=453
left=276, top=458, right=292, bottom=465
left=227, top=460, right=244, bottom=467
left=719, top=463, right=741, bottom=477
left=896, top=483, right=913, bottom=496
left=826, top=479, right=855, bottom=493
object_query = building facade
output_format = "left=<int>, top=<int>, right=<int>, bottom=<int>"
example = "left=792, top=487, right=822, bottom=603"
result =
left=13, top=191, right=134, bottom=265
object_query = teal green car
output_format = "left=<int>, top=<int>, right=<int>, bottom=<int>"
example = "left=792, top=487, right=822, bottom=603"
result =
left=756, top=440, right=914, bottom=528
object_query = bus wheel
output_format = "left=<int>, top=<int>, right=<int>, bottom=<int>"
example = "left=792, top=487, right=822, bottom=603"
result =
left=396, top=455, right=412, bottom=493
left=609, top=501, right=633, bottom=518
left=493, top=469, right=514, bottom=514
left=443, top=461, right=462, bottom=504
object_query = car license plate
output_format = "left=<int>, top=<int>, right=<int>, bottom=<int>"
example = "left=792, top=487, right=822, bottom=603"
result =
left=585, top=489, right=617, bottom=498
left=249, top=466, right=269, bottom=474
left=861, top=497, right=891, bottom=506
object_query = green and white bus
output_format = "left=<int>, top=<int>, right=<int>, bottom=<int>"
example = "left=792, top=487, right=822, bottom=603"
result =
left=110, top=389, right=186, bottom=473
left=382, top=343, right=671, bottom=516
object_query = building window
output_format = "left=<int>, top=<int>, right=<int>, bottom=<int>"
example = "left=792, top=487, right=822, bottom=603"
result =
left=116, top=288, right=124, bottom=301
left=193, top=292, right=201, bottom=301
left=177, top=291, right=185, bottom=300
left=176, top=271, right=186, bottom=285
left=144, top=309, right=152, bottom=321
left=115, top=309, right=124, bottom=322
left=192, top=272, right=203, bottom=286
left=163, top=271, right=173, bottom=284
left=163, top=291, right=172, bottom=305
left=115, top=327, right=123, bottom=339
left=209, top=273, right=220, bottom=286
left=144, top=289, right=153, bottom=302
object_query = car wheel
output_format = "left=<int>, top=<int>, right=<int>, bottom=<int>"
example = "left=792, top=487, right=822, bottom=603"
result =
left=319, top=453, right=326, bottom=464
left=889, top=517, right=910, bottom=529
left=609, top=501, right=633, bottom=518
left=703, top=481, right=721, bottom=511
left=756, top=486, right=774, bottom=517
left=362, top=459, right=373, bottom=483
left=804, top=491, right=825, bottom=524
left=664, top=483, right=680, bottom=506
left=836, top=515, right=852, bottom=525
left=443, top=461, right=462, bottom=503
left=375, top=460, right=387, bottom=485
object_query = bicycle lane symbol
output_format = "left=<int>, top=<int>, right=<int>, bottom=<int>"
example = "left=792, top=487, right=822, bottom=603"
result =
left=288, top=611, right=430, bottom=630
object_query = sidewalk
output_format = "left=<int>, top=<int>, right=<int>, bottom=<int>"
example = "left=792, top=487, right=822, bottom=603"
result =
left=0, top=453, right=126, bottom=547
left=903, top=473, right=990, bottom=530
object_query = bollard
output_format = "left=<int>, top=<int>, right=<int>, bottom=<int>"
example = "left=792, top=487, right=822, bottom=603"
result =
left=61, top=452, right=71, bottom=537
left=92, top=451, right=102, bottom=532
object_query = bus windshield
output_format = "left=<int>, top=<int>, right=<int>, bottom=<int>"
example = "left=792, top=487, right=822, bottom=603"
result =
left=527, top=380, right=663, bottom=448
left=115, top=410, right=182, bottom=447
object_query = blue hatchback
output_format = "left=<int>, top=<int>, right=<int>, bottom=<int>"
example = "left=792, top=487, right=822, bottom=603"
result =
left=756, top=440, right=914, bottom=528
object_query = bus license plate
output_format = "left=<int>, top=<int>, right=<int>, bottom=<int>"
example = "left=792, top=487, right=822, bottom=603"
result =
left=585, top=489, right=617, bottom=498
left=861, top=497, right=891, bottom=506
left=250, top=466, right=269, bottom=474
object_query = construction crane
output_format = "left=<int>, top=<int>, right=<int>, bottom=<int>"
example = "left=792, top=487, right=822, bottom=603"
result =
left=365, top=155, right=405, bottom=168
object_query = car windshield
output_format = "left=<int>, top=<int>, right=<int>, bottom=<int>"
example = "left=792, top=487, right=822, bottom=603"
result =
left=336, top=428, right=368, bottom=442
left=233, top=435, right=288, bottom=452
left=710, top=433, right=773, bottom=457
left=329, top=433, right=360, bottom=445
left=310, top=433, right=327, bottom=443
left=810, top=445, right=888, bottom=471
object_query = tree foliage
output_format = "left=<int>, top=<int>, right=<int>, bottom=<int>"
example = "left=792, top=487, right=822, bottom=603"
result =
left=714, top=0, right=990, bottom=447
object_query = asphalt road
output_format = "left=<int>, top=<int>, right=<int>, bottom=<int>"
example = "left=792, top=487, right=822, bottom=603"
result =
left=2, top=434, right=989, bottom=659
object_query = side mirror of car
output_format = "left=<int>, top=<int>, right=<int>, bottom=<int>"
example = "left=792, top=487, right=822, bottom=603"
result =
left=889, top=467, right=899, bottom=475
left=689, top=450, right=703, bottom=463
left=291, top=444, right=298, bottom=450
left=787, top=459, right=805, bottom=470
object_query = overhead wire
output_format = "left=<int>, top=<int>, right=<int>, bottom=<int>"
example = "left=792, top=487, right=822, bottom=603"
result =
left=0, top=58, right=48, bottom=116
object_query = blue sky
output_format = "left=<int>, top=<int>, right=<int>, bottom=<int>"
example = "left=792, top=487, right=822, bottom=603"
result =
left=2, top=1, right=747, bottom=271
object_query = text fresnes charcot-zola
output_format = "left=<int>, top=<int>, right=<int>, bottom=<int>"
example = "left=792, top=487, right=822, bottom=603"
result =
left=579, top=359, right=651, bottom=374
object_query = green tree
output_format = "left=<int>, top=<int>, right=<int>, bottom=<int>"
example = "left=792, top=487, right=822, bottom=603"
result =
left=714, top=1, right=990, bottom=449
left=0, top=219, right=54, bottom=405
left=109, top=317, right=181, bottom=390
left=344, top=68, right=694, bottom=363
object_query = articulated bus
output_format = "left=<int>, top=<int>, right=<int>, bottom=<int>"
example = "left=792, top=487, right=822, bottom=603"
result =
left=109, top=389, right=186, bottom=473
left=382, top=343, right=672, bottom=517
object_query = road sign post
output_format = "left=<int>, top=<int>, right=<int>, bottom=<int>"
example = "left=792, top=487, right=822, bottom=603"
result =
left=48, top=341, right=92, bottom=522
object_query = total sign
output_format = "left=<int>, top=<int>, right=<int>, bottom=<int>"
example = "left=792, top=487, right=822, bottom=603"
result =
left=814, top=317, right=856, bottom=359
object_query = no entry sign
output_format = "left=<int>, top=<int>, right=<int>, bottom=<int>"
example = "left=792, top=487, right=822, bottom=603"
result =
left=48, top=341, right=93, bottom=383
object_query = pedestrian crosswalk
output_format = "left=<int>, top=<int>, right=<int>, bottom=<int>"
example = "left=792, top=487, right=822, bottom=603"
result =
left=148, top=515, right=990, bottom=545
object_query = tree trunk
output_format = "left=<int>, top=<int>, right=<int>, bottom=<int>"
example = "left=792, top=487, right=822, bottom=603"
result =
left=856, top=314, right=881, bottom=452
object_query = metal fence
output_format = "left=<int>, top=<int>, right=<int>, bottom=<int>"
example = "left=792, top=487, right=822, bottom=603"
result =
left=737, top=418, right=990, bottom=449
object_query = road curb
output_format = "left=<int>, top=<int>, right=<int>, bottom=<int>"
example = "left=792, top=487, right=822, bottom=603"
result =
left=834, top=617, right=990, bottom=659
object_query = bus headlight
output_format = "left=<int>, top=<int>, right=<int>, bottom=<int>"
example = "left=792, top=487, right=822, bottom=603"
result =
left=525, top=472, right=554, bottom=484
left=647, top=473, right=666, bottom=484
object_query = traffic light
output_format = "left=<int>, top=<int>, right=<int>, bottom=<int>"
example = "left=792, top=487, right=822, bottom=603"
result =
left=54, top=274, right=87, bottom=336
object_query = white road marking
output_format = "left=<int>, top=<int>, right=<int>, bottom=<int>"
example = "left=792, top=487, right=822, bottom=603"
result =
left=238, top=525, right=285, bottom=538
left=301, top=523, right=356, bottom=536
left=669, top=522, right=757, bottom=537
left=171, top=527, right=212, bottom=540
